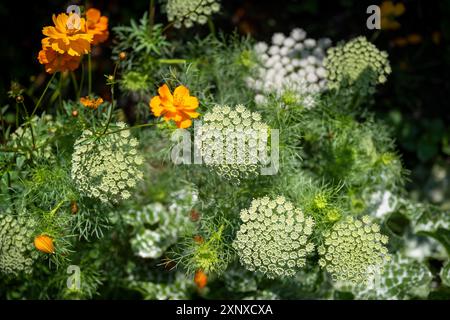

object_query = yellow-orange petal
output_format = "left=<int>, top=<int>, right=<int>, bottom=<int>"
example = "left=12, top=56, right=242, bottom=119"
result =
left=183, top=96, right=199, bottom=110
left=34, top=235, right=55, bottom=254
left=150, top=96, right=164, bottom=116
left=178, top=118, right=193, bottom=129
left=158, top=84, right=173, bottom=101
left=173, top=85, right=190, bottom=98
left=86, top=8, right=101, bottom=22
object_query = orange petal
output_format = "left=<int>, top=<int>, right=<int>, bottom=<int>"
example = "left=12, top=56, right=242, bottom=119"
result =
left=174, top=85, right=189, bottom=96
left=178, top=118, right=193, bottom=129
left=158, top=84, right=173, bottom=101
left=183, top=96, right=199, bottom=110
left=86, top=8, right=101, bottom=23
left=150, top=96, right=163, bottom=116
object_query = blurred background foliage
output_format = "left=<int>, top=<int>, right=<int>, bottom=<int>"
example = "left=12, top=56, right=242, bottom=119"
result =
left=0, top=0, right=449, bottom=209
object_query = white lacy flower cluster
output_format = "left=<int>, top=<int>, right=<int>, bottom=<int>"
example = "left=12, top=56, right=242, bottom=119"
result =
left=166, top=0, right=220, bottom=29
left=195, top=104, right=270, bottom=182
left=233, top=196, right=315, bottom=278
left=71, top=122, right=144, bottom=204
left=0, top=214, right=37, bottom=275
left=247, top=28, right=332, bottom=107
left=318, top=216, right=390, bottom=283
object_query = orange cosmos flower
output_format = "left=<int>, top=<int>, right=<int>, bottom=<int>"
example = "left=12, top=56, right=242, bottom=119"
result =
left=86, top=8, right=109, bottom=45
left=38, top=47, right=82, bottom=74
left=34, top=234, right=55, bottom=254
left=194, top=270, right=208, bottom=289
left=149, top=84, right=200, bottom=129
left=41, top=13, right=93, bottom=57
left=80, top=96, right=104, bottom=109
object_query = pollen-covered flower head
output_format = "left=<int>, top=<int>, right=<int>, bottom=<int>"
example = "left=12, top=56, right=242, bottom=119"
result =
left=233, top=196, right=315, bottom=278
left=318, top=215, right=390, bottom=283
left=41, top=13, right=93, bottom=57
left=195, top=104, right=270, bottom=183
left=323, top=36, right=391, bottom=94
left=71, top=122, right=144, bottom=204
left=86, top=8, right=109, bottom=45
left=0, top=214, right=38, bottom=275
left=247, top=28, right=331, bottom=106
left=166, top=0, right=221, bottom=28
left=150, top=84, right=200, bottom=129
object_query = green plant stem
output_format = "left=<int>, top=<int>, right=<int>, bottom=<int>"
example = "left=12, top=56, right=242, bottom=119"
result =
left=31, top=73, right=57, bottom=118
left=70, top=72, right=80, bottom=101
left=19, top=102, right=35, bottom=150
left=58, top=72, right=63, bottom=111
left=101, top=62, right=120, bottom=135
left=207, top=17, right=216, bottom=37
left=79, top=60, right=85, bottom=98
left=88, top=53, right=92, bottom=95
left=158, top=59, right=187, bottom=64
left=149, top=0, right=155, bottom=32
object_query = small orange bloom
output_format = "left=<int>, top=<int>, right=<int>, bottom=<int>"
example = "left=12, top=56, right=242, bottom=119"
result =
left=80, top=96, right=104, bottom=109
left=86, top=8, right=109, bottom=45
left=149, top=84, right=200, bottom=129
left=38, top=47, right=82, bottom=74
left=381, top=1, right=405, bottom=30
left=34, top=235, right=55, bottom=254
left=194, top=270, right=208, bottom=289
left=406, top=33, right=422, bottom=45
left=41, top=13, right=93, bottom=57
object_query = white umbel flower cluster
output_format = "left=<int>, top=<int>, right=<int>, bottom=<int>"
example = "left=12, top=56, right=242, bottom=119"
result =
left=233, top=196, right=315, bottom=278
left=166, top=0, right=221, bottom=29
left=0, top=214, right=37, bottom=275
left=195, top=104, right=270, bottom=183
left=71, top=122, right=144, bottom=204
left=247, top=28, right=332, bottom=107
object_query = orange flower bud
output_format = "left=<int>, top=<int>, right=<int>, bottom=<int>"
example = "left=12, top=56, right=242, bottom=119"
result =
left=34, top=235, right=55, bottom=254
left=119, top=52, right=127, bottom=61
left=193, top=235, right=204, bottom=244
left=194, top=270, right=208, bottom=289
left=72, top=110, right=79, bottom=117
left=190, top=210, right=200, bottom=222
left=71, top=201, right=78, bottom=214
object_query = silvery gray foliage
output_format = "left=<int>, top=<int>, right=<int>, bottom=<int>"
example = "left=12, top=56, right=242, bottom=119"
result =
left=124, top=187, right=198, bottom=259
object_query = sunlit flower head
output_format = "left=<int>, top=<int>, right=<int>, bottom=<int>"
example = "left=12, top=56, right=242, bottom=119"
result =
left=86, top=8, right=109, bottom=45
left=41, top=13, right=93, bottom=57
left=149, top=84, right=200, bottom=129
left=80, top=96, right=104, bottom=110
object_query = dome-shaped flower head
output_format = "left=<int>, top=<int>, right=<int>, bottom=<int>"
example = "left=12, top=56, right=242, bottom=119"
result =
left=41, top=13, right=93, bottom=57
left=71, top=122, right=144, bottom=204
left=0, top=214, right=38, bottom=275
left=323, top=36, right=391, bottom=94
left=149, top=84, right=200, bottom=129
left=166, top=0, right=221, bottom=29
left=195, top=104, right=270, bottom=183
left=318, top=216, right=390, bottom=283
left=233, top=196, right=315, bottom=278
left=86, top=8, right=109, bottom=45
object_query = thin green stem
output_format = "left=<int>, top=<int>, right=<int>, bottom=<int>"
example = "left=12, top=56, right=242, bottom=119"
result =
left=149, top=0, right=155, bottom=32
left=101, top=62, right=120, bottom=135
left=58, top=72, right=63, bottom=111
left=207, top=17, right=216, bottom=37
left=19, top=102, right=35, bottom=150
left=79, top=59, right=85, bottom=98
left=88, top=53, right=92, bottom=95
left=70, top=72, right=80, bottom=101
left=31, top=73, right=57, bottom=118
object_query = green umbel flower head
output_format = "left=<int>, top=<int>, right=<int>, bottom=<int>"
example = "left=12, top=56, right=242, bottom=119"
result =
left=166, top=0, right=221, bottom=29
left=318, top=215, right=390, bottom=283
left=71, top=122, right=144, bottom=204
left=0, top=214, right=37, bottom=275
left=233, top=196, right=315, bottom=279
left=323, top=36, right=391, bottom=94
left=195, top=104, right=270, bottom=183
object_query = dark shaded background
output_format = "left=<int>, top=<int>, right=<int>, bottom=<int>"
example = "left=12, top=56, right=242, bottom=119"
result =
left=1, top=0, right=449, bottom=203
